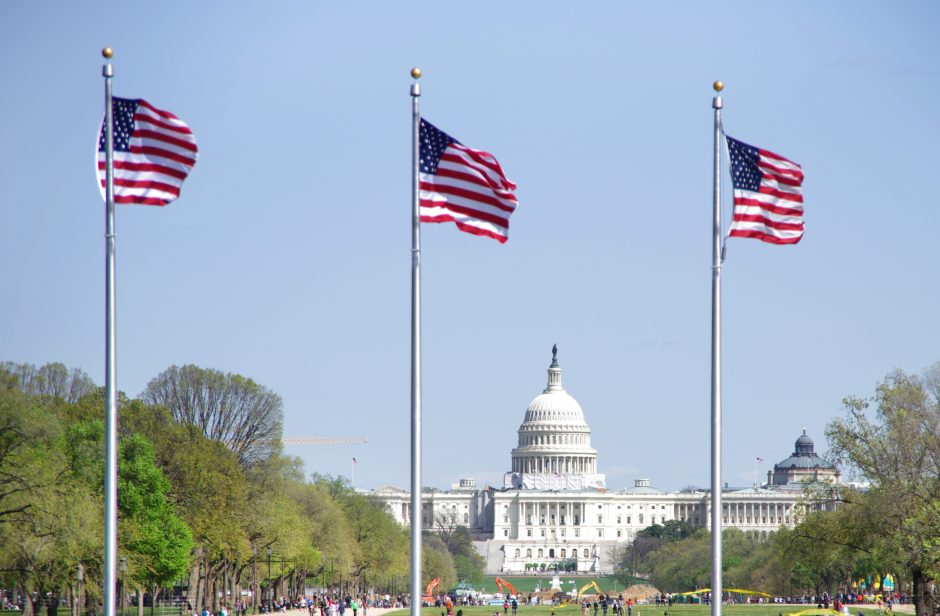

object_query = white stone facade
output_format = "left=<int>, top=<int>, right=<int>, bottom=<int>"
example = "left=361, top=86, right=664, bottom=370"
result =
left=365, top=349, right=836, bottom=574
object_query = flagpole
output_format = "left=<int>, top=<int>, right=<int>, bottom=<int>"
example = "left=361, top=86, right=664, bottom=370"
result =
left=409, top=66, right=423, bottom=616
left=710, top=80, right=724, bottom=616
left=101, top=46, right=119, bottom=616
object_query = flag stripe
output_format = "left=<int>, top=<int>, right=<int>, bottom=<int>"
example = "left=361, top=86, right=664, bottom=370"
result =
left=420, top=175, right=516, bottom=214
left=733, top=196, right=803, bottom=217
left=437, top=157, right=518, bottom=202
left=135, top=108, right=194, bottom=135
left=731, top=214, right=803, bottom=231
left=98, top=160, right=189, bottom=181
left=130, top=144, right=197, bottom=167
left=420, top=213, right=509, bottom=244
left=728, top=228, right=802, bottom=244
left=101, top=177, right=181, bottom=196
left=134, top=128, right=199, bottom=153
left=420, top=190, right=511, bottom=227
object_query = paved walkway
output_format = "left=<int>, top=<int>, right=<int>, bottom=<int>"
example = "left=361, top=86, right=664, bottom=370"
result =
left=276, top=608, right=399, bottom=616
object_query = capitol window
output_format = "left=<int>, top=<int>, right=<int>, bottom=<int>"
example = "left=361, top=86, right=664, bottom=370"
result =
left=627, top=516, right=631, bottom=524
left=527, top=530, right=532, bottom=537
left=583, top=549, right=589, bottom=557
left=617, top=530, right=621, bottom=538
left=537, top=549, right=543, bottom=558
left=503, top=530, right=508, bottom=537
left=574, top=529, right=580, bottom=538
left=639, top=514, right=644, bottom=523
left=526, top=548, right=532, bottom=557
left=560, top=549, right=566, bottom=558
left=616, top=516, right=621, bottom=524
left=514, top=549, right=520, bottom=558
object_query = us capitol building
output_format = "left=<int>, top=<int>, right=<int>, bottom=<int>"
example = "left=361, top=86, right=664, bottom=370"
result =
left=368, top=348, right=840, bottom=574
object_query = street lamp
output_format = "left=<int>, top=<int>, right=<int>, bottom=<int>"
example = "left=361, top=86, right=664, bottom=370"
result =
left=251, top=544, right=258, bottom=615
left=119, top=557, right=127, bottom=615
left=267, top=546, right=272, bottom=611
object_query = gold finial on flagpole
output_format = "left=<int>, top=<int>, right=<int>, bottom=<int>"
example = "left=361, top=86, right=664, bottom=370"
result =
left=713, top=80, right=724, bottom=92
left=411, top=67, right=422, bottom=79
left=102, top=47, right=114, bottom=59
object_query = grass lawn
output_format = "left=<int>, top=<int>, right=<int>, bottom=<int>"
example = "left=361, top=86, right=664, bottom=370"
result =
left=382, top=605, right=856, bottom=616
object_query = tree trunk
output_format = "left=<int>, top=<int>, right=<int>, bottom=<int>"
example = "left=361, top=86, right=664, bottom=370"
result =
left=47, top=593, right=60, bottom=616
left=28, top=586, right=41, bottom=616
left=911, top=567, right=934, bottom=616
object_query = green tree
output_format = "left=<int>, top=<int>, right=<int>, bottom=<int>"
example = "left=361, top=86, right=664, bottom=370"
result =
left=826, top=367, right=940, bottom=616
left=422, top=535, right=457, bottom=592
left=445, top=527, right=485, bottom=584
left=119, top=434, right=192, bottom=609
left=614, top=521, right=701, bottom=585
left=0, top=394, right=103, bottom=616
left=0, top=361, right=96, bottom=403
left=639, top=520, right=697, bottom=542
left=141, top=365, right=283, bottom=468
left=642, top=528, right=761, bottom=592
left=288, top=481, right=353, bottom=588
left=337, top=488, right=408, bottom=591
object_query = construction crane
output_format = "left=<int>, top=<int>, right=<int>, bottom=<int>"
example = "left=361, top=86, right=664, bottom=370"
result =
left=281, top=436, right=367, bottom=446
left=281, top=436, right=368, bottom=486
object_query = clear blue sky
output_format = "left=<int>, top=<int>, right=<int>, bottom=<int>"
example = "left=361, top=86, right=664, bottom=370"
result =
left=2, top=1, right=938, bottom=492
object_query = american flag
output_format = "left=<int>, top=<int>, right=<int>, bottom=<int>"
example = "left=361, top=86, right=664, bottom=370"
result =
left=97, top=97, right=197, bottom=206
left=419, top=119, right=517, bottom=243
left=756, top=457, right=765, bottom=463
left=726, top=135, right=804, bottom=245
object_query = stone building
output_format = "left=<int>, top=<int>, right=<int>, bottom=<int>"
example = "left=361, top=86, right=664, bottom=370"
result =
left=368, top=349, right=839, bottom=574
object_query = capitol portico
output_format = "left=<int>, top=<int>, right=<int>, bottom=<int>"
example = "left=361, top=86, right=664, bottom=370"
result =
left=369, top=348, right=840, bottom=574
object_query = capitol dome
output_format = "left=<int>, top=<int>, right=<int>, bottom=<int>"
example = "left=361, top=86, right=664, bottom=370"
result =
left=503, top=346, right=605, bottom=490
